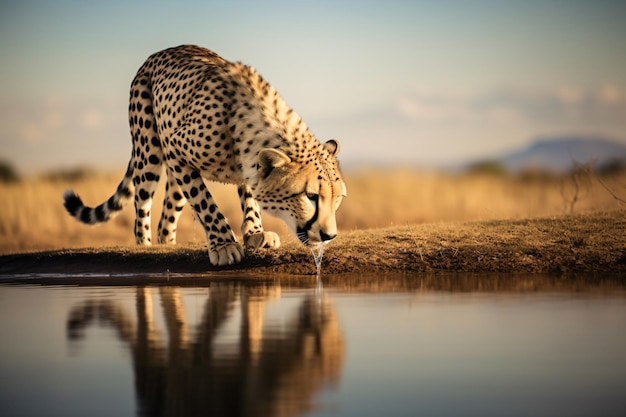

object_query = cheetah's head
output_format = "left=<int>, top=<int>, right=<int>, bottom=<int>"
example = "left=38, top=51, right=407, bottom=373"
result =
left=256, top=139, right=346, bottom=246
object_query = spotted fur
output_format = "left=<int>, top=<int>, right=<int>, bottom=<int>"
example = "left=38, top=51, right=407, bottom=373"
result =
left=63, top=45, right=346, bottom=266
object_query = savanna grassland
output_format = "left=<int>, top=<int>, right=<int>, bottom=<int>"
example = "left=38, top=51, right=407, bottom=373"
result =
left=1, top=167, right=625, bottom=274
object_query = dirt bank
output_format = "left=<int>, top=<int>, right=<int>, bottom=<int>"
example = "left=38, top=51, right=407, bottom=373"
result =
left=1, top=211, right=625, bottom=278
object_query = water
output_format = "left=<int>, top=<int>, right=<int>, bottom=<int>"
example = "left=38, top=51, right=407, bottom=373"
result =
left=1, top=273, right=625, bottom=417
left=310, top=242, right=327, bottom=276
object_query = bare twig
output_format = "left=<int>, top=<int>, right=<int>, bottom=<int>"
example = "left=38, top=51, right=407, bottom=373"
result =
left=592, top=173, right=626, bottom=204
left=561, top=157, right=593, bottom=214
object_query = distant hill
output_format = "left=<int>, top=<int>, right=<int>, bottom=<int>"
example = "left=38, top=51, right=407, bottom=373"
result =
left=495, top=137, right=626, bottom=173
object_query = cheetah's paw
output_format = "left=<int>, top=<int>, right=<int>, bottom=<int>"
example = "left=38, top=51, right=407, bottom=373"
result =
left=244, top=231, right=281, bottom=250
left=209, top=242, right=244, bottom=266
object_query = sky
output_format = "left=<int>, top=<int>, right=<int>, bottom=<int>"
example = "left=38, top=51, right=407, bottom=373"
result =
left=1, top=0, right=625, bottom=173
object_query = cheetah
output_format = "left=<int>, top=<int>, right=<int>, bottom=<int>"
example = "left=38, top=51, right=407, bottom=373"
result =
left=63, top=45, right=346, bottom=266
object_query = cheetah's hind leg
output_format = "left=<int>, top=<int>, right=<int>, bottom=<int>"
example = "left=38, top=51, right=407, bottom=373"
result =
left=157, top=171, right=187, bottom=244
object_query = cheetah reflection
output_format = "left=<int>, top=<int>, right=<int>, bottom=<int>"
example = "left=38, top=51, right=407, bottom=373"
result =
left=67, top=284, right=344, bottom=417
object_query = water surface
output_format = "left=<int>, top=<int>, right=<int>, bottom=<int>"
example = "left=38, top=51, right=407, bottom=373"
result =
left=0, top=273, right=625, bottom=416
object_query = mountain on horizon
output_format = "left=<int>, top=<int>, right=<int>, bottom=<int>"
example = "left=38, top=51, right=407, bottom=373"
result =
left=494, top=136, right=626, bottom=173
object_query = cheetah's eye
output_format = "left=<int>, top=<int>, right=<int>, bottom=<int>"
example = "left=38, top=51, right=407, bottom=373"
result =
left=306, top=192, right=319, bottom=202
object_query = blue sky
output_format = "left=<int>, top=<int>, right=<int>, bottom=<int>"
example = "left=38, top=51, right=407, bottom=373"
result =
left=1, top=0, right=625, bottom=173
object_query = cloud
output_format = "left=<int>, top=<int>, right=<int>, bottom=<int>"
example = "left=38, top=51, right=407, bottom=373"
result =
left=17, top=123, right=43, bottom=143
left=17, top=102, right=66, bottom=143
left=81, top=108, right=105, bottom=129
left=315, top=83, right=626, bottom=167
left=396, top=90, right=474, bottom=123
left=597, top=84, right=623, bottom=104
left=0, top=96, right=116, bottom=146
left=396, top=84, right=626, bottom=127
left=0, top=94, right=132, bottom=173
left=1, top=97, right=67, bottom=144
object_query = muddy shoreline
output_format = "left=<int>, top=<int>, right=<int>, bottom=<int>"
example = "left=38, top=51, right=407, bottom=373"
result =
left=1, top=211, right=625, bottom=280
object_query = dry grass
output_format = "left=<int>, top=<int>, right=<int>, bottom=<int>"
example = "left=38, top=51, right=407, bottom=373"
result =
left=1, top=168, right=625, bottom=255
left=0, top=169, right=290, bottom=253
left=341, top=169, right=626, bottom=228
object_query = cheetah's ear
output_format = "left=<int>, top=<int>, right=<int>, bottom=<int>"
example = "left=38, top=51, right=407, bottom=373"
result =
left=323, top=139, right=340, bottom=156
left=258, top=148, right=291, bottom=179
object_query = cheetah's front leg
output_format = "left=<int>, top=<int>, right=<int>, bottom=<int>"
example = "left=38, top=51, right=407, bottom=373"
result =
left=168, top=165, right=244, bottom=266
left=238, top=184, right=280, bottom=250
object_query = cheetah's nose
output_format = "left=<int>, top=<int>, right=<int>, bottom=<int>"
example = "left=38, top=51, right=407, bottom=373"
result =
left=320, top=231, right=336, bottom=242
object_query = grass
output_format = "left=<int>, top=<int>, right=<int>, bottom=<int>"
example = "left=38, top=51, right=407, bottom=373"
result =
left=0, top=168, right=625, bottom=275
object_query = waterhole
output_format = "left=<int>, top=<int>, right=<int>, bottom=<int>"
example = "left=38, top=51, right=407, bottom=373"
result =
left=1, top=273, right=625, bottom=416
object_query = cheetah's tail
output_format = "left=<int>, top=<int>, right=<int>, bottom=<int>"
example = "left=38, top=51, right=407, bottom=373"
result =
left=63, top=161, right=135, bottom=225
